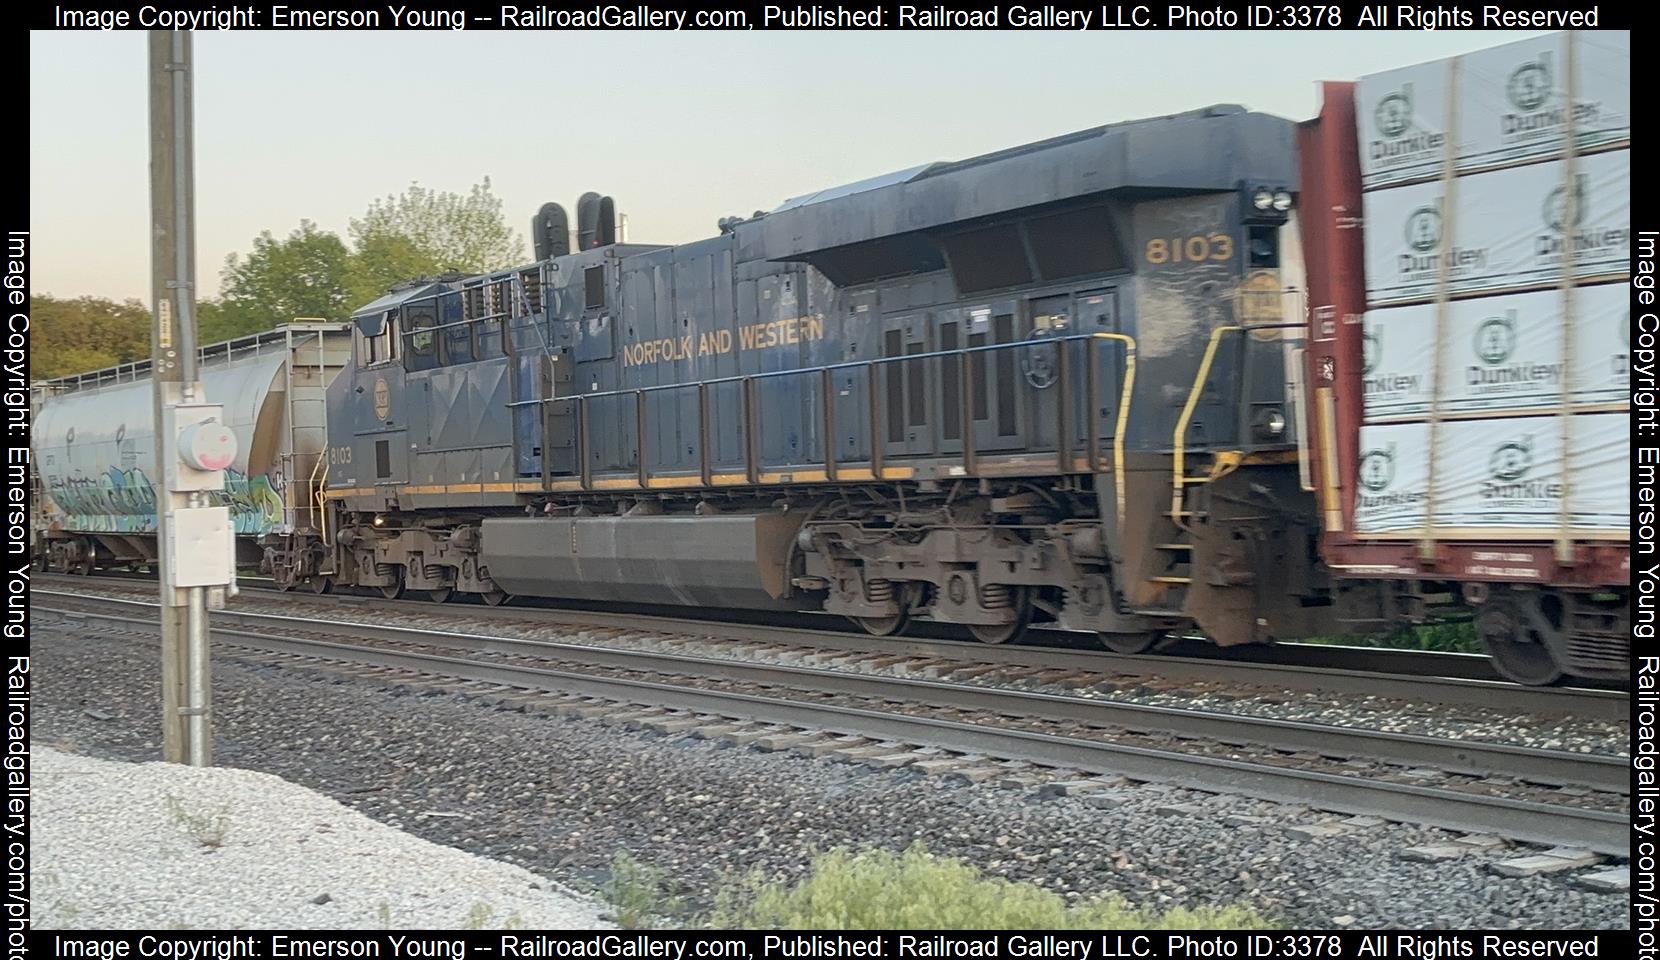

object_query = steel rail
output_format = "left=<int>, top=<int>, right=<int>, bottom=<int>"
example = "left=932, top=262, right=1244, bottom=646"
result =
left=34, top=575, right=1627, bottom=719
left=40, top=593, right=1626, bottom=792
left=37, top=598, right=1627, bottom=853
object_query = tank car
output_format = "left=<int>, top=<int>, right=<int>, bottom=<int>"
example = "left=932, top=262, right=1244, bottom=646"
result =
left=31, top=323, right=352, bottom=578
left=303, top=105, right=1384, bottom=652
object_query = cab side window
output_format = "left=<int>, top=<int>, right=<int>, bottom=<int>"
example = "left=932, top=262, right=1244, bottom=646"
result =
left=358, top=310, right=398, bottom=366
left=405, top=301, right=440, bottom=372
left=440, top=291, right=473, bottom=366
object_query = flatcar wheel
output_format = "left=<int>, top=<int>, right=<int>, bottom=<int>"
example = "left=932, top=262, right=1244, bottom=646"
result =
left=1098, top=631, right=1161, bottom=655
left=1479, top=596, right=1562, bottom=687
left=968, top=591, right=1034, bottom=645
left=480, top=590, right=509, bottom=607
left=428, top=587, right=453, bottom=604
left=309, top=575, right=333, bottom=595
left=854, top=610, right=909, bottom=637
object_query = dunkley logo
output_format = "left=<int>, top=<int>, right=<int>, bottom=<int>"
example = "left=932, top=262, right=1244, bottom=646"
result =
left=1544, top=175, right=1588, bottom=233
left=1475, top=312, right=1516, bottom=365
left=1360, top=446, right=1396, bottom=492
left=1367, top=82, right=1444, bottom=169
left=1406, top=203, right=1442, bottom=252
left=1489, top=438, right=1532, bottom=482
left=1375, top=86, right=1412, bottom=137
left=1507, top=54, right=1552, bottom=112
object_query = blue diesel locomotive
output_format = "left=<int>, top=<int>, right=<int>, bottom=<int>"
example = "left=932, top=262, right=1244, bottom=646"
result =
left=298, top=104, right=1370, bottom=651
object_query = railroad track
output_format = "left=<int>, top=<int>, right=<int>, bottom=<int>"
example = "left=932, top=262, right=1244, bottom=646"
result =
left=35, top=589, right=1629, bottom=855
left=37, top=572, right=1629, bottom=719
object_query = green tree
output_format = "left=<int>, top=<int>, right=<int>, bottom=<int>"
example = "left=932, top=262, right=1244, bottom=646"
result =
left=219, top=220, right=354, bottom=330
left=342, top=230, right=435, bottom=311
left=29, top=295, right=151, bottom=380
left=195, top=298, right=268, bottom=344
left=348, top=177, right=524, bottom=279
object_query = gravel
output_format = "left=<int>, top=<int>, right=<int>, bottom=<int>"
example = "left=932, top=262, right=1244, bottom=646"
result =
left=38, top=581, right=1627, bottom=757
left=30, top=746, right=611, bottom=929
left=31, top=615, right=1630, bottom=930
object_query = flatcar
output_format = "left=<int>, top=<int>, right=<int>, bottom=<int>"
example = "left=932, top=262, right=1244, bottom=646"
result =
left=306, top=104, right=1376, bottom=653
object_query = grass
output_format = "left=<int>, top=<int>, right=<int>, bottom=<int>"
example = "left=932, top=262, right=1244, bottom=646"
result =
left=601, top=844, right=1273, bottom=930
left=1301, top=620, right=1480, bottom=654
left=603, top=851, right=686, bottom=929
left=163, top=793, right=231, bottom=849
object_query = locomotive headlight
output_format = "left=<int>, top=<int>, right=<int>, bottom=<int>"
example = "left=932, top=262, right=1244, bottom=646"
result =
left=1252, top=407, right=1287, bottom=440
left=1271, top=190, right=1294, bottom=212
left=1252, top=188, right=1274, bottom=211
left=372, top=515, right=386, bottom=527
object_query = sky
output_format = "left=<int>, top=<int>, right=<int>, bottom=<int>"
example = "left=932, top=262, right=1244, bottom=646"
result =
left=30, top=29, right=1553, bottom=302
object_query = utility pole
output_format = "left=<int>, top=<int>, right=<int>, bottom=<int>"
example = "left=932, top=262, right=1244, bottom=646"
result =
left=150, top=31, right=236, bottom=766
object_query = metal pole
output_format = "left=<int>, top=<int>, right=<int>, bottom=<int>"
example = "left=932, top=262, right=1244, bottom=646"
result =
left=171, top=31, right=197, bottom=390
left=185, top=584, right=210, bottom=766
left=148, top=32, right=185, bottom=763
left=148, top=31, right=210, bottom=766
left=170, top=31, right=211, bottom=768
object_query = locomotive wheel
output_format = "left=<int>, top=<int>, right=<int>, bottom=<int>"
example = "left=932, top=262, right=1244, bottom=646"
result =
left=310, top=575, right=333, bottom=595
left=968, top=588, right=1034, bottom=645
left=379, top=575, right=405, bottom=601
left=428, top=587, right=453, bottom=604
left=1098, top=631, right=1161, bottom=655
left=480, top=589, right=509, bottom=607
left=854, top=609, right=910, bottom=637
left=1478, top=595, right=1562, bottom=687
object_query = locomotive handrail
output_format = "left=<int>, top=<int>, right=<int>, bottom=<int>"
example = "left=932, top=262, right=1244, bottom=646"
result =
left=505, top=333, right=1123, bottom=403
left=309, top=450, right=331, bottom=548
left=1091, top=333, right=1136, bottom=532
left=507, top=331, right=1138, bottom=530
left=1169, top=322, right=1305, bottom=525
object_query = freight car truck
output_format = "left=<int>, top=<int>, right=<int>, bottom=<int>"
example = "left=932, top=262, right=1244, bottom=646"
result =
left=1297, top=31, right=1631, bottom=684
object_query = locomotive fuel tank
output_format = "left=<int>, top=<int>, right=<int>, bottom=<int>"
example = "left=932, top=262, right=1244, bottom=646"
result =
left=482, top=510, right=809, bottom=610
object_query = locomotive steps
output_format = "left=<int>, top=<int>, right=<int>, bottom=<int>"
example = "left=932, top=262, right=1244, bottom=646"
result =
left=36, top=588, right=1627, bottom=856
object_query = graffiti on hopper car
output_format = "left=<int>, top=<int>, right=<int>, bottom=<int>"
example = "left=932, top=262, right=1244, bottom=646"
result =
left=43, top=467, right=285, bottom=535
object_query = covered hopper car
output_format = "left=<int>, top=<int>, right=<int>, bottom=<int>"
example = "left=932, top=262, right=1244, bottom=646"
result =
left=31, top=324, right=352, bottom=577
